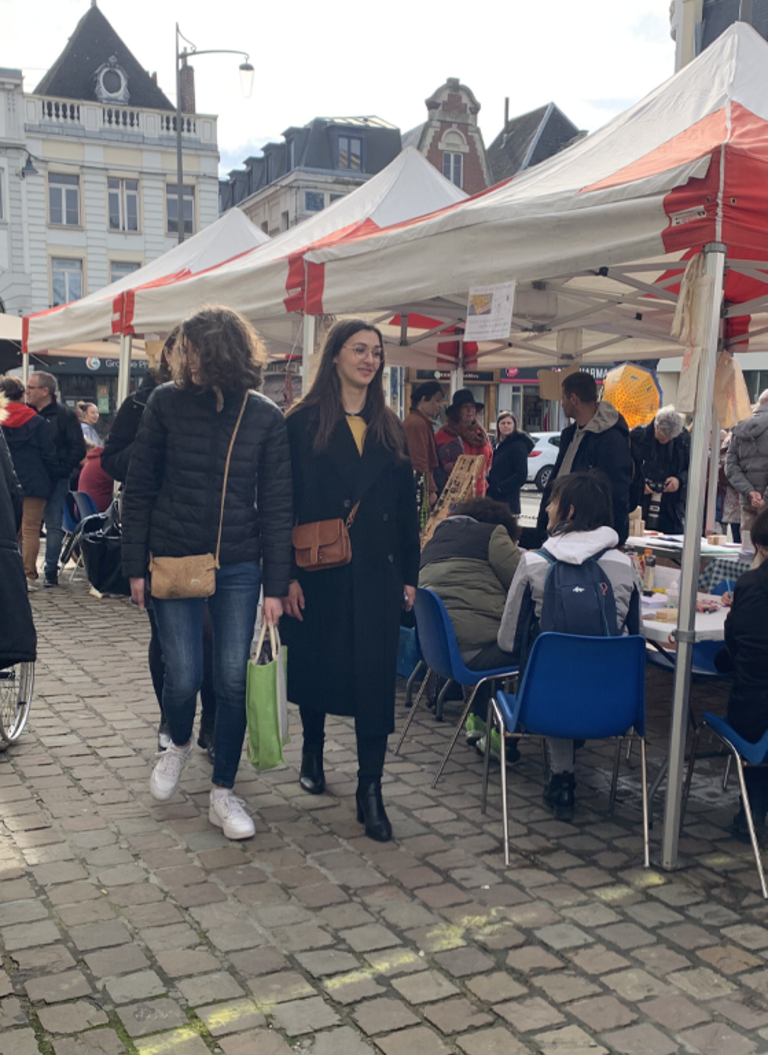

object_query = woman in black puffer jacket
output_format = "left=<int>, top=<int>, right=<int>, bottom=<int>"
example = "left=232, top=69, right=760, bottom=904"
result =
left=487, top=412, right=535, bottom=515
left=122, top=307, right=293, bottom=840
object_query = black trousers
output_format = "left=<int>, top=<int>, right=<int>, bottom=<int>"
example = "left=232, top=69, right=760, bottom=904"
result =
left=299, top=706, right=387, bottom=781
left=147, top=607, right=216, bottom=728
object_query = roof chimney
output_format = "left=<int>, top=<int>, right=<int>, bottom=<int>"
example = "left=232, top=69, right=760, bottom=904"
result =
left=179, top=59, right=196, bottom=115
left=504, top=96, right=509, bottom=128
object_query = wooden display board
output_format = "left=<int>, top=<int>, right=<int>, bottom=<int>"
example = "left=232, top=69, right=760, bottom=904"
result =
left=420, top=455, right=487, bottom=546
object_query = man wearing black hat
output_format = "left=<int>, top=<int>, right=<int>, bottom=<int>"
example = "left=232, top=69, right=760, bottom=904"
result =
left=435, top=389, right=493, bottom=497
left=404, top=381, right=445, bottom=527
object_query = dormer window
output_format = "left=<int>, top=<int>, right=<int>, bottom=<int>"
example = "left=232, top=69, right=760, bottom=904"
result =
left=338, top=135, right=362, bottom=171
left=94, top=56, right=130, bottom=105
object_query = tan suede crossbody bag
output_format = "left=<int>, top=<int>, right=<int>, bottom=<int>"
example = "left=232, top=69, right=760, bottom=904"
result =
left=149, top=392, right=249, bottom=599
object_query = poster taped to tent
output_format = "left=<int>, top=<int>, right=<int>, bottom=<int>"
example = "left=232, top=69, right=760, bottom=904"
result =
left=464, top=282, right=516, bottom=341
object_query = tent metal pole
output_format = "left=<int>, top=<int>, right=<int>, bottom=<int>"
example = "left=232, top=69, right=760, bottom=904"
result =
left=302, top=314, right=316, bottom=393
left=706, top=404, right=720, bottom=534
left=661, top=242, right=727, bottom=870
left=452, top=340, right=464, bottom=395
left=117, top=334, right=132, bottom=408
left=21, top=352, right=29, bottom=387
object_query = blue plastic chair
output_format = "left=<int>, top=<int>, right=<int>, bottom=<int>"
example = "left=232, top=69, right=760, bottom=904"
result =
left=490, top=633, right=649, bottom=867
left=682, top=714, right=768, bottom=899
left=646, top=638, right=731, bottom=679
left=61, top=491, right=101, bottom=579
left=395, top=588, right=518, bottom=787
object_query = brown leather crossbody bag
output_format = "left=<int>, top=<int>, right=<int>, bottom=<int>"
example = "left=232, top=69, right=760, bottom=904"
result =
left=149, top=392, right=249, bottom=599
left=292, top=502, right=360, bottom=572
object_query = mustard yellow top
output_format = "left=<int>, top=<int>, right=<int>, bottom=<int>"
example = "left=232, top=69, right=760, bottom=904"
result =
left=346, top=414, right=367, bottom=455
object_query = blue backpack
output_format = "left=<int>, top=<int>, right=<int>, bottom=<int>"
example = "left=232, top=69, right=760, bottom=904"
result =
left=538, top=548, right=620, bottom=637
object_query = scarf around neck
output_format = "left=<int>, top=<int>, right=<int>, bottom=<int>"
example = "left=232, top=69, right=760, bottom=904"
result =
left=444, top=419, right=488, bottom=450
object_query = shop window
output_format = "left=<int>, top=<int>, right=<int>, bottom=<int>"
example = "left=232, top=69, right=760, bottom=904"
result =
left=49, top=173, right=80, bottom=226
left=108, top=178, right=139, bottom=231
left=51, top=258, right=82, bottom=306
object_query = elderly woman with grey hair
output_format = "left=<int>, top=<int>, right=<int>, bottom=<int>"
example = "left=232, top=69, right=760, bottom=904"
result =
left=631, top=406, right=690, bottom=534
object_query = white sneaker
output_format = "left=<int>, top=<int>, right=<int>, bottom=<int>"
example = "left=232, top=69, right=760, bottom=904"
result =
left=149, top=741, right=192, bottom=801
left=209, top=790, right=255, bottom=840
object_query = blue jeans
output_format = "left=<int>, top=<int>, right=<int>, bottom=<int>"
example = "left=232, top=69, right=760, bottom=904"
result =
left=152, top=561, right=260, bottom=788
left=43, top=478, right=70, bottom=575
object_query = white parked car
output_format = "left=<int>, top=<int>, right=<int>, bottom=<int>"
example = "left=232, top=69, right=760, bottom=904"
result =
left=527, top=432, right=561, bottom=491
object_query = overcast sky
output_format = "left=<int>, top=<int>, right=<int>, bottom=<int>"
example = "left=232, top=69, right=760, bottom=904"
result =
left=3, top=0, right=675, bottom=175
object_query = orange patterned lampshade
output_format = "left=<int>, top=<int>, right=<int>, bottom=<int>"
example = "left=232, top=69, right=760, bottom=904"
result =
left=602, top=363, right=662, bottom=429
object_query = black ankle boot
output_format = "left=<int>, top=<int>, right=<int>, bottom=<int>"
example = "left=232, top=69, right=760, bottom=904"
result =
left=543, top=772, right=575, bottom=821
left=356, top=778, right=392, bottom=841
left=300, top=746, right=325, bottom=795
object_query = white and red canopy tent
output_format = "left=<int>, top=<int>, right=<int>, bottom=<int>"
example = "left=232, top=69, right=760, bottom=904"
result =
left=121, top=147, right=467, bottom=361
left=23, top=207, right=270, bottom=356
left=301, top=23, right=768, bottom=380
left=298, top=22, right=768, bottom=874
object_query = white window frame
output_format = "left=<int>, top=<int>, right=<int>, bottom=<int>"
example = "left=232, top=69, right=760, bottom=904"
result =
left=442, top=152, right=463, bottom=189
left=51, top=258, right=83, bottom=306
left=109, top=260, right=141, bottom=284
left=166, top=184, right=195, bottom=236
left=108, top=177, right=140, bottom=232
left=48, top=173, right=80, bottom=227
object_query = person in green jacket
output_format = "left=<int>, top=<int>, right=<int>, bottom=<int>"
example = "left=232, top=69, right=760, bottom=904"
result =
left=419, top=497, right=521, bottom=757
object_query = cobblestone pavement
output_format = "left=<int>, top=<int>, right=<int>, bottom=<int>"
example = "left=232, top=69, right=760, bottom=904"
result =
left=2, top=582, right=768, bottom=1055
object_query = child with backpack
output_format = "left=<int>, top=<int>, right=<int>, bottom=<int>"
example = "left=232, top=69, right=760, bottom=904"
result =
left=497, top=470, right=640, bottom=820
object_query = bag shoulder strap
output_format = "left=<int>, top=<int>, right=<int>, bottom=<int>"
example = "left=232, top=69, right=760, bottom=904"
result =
left=346, top=501, right=361, bottom=529
left=215, top=391, right=250, bottom=565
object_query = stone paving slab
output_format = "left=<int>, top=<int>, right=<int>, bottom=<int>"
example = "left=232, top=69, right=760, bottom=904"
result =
left=2, top=582, right=768, bottom=1053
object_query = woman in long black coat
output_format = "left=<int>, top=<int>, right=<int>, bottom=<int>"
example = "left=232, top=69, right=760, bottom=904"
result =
left=0, top=410, right=36, bottom=670
left=487, top=412, right=535, bottom=515
left=282, top=319, right=420, bottom=841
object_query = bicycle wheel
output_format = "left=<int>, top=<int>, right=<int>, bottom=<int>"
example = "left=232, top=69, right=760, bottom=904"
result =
left=0, top=662, right=33, bottom=747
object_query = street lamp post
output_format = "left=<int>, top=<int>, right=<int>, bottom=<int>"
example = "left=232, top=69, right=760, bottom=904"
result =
left=175, top=24, right=254, bottom=244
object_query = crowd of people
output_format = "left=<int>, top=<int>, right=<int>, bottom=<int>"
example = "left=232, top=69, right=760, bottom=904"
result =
left=1, top=314, right=767, bottom=845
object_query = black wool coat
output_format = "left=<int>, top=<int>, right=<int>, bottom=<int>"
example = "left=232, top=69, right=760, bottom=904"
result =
left=723, top=560, right=768, bottom=743
left=0, top=429, right=36, bottom=668
left=101, top=372, right=157, bottom=483
left=631, top=423, right=690, bottom=535
left=487, top=431, right=535, bottom=515
left=2, top=407, right=59, bottom=500
left=281, top=406, right=421, bottom=736
left=121, top=384, right=293, bottom=596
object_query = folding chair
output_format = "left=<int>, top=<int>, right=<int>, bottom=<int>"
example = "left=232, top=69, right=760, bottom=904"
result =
left=682, top=715, right=768, bottom=899
left=488, top=632, right=649, bottom=867
left=395, top=588, right=518, bottom=787
left=61, top=491, right=100, bottom=580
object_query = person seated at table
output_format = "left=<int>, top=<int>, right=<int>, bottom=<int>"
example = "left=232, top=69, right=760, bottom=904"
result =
left=498, top=470, right=640, bottom=820
left=419, top=497, right=521, bottom=756
left=714, top=506, right=768, bottom=843
left=631, top=406, right=689, bottom=534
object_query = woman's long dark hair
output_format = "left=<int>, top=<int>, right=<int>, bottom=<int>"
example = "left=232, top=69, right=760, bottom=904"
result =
left=178, top=307, right=267, bottom=393
left=287, top=318, right=405, bottom=456
left=549, top=470, right=614, bottom=536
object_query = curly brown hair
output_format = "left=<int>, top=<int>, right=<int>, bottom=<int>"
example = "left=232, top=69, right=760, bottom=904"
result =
left=178, top=307, right=267, bottom=393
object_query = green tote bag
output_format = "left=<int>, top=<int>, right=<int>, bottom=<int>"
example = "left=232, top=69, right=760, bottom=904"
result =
left=246, top=623, right=290, bottom=771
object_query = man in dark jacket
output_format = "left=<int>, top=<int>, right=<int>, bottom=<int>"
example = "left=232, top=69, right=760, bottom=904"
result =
left=0, top=377, right=59, bottom=579
left=25, top=371, right=86, bottom=586
left=536, top=372, right=633, bottom=544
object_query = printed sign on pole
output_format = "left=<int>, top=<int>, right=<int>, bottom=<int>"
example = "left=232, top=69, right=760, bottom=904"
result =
left=464, top=282, right=516, bottom=341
